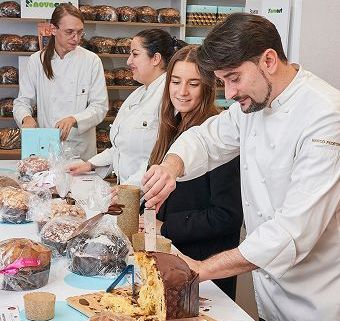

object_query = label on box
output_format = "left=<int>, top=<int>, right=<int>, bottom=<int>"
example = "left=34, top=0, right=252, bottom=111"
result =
left=0, top=306, right=20, bottom=321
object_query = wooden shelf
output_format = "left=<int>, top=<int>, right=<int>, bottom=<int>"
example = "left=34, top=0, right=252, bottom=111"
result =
left=0, top=149, right=20, bottom=160
left=0, top=84, right=19, bottom=88
left=84, top=20, right=183, bottom=27
left=0, top=17, right=47, bottom=23
left=97, top=53, right=129, bottom=58
left=107, top=85, right=139, bottom=90
left=186, top=24, right=216, bottom=28
left=0, top=51, right=34, bottom=56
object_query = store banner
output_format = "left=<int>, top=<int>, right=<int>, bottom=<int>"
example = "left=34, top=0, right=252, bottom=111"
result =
left=21, top=0, right=78, bottom=19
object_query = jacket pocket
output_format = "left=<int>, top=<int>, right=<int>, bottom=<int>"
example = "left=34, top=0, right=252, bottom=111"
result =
left=76, top=84, right=90, bottom=111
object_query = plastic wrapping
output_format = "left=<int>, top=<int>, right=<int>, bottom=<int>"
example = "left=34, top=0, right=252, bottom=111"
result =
left=135, top=6, right=158, bottom=23
left=114, top=68, right=138, bottom=86
left=79, top=5, right=96, bottom=20
left=21, top=35, right=39, bottom=52
left=89, top=36, right=116, bottom=54
left=116, top=6, right=137, bottom=22
left=0, top=1, right=20, bottom=18
left=112, top=37, right=131, bottom=54
left=94, top=5, right=118, bottom=22
left=17, top=155, right=50, bottom=181
left=0, top=128, right=20, bottom=149
left=0, top=238, right=51, bottom=291
left=157, top=8, right=180, bottom=24
left=0, top=174, right=20, bottom=189
left=0, top=186, right=31, bottom=223
left=66, top=214, right=132, bottom=277
left=0, top=97, right=14, bottom=117
left=40, top=215, right=85, bottom=257
left=0, top=34, right=22, bottom=51
left=0, top=66, right=18, bottom=84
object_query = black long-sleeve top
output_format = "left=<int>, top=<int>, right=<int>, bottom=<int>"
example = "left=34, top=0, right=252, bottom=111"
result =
left=157, top=156, right=243, bottom=261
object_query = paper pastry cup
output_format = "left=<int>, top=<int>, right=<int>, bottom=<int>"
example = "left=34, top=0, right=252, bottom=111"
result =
left=24, top=292, right=56, bottom=321
left=132, top=232, right=172, bottom=253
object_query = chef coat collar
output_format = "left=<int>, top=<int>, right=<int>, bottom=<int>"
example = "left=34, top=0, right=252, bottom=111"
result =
left=52, top=46, right=78, bottom=60
left=270, top=64, right=302, bottom=112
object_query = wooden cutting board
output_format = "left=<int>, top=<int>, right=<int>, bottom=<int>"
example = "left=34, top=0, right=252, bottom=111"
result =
left=66, top=290, right=216, bottom=321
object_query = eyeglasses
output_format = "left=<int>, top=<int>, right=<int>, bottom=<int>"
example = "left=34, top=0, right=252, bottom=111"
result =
left=57, top=28, right=85, bottom=38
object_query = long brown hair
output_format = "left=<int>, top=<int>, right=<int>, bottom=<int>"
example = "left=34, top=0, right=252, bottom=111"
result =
left=40, top=4, right=84, bottom=80
left=149, top=45, right=218, bottom=166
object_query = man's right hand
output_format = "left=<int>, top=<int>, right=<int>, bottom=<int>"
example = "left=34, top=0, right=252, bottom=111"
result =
left=22, top=116, right=37, bottom=128
left=68, top=161, right=93, bottom=175
left=141, top=154, right=184, bottom=212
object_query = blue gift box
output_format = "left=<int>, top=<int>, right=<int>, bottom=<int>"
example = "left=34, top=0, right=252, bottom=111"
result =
left=21, top=128, right=61, bottom=159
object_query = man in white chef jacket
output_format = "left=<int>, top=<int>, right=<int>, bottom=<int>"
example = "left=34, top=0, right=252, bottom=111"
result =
left=141, top=13, right=340, bottom=321
left=13, top=4, right=108, bottom=160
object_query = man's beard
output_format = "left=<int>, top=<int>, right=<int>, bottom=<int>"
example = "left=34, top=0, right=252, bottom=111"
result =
left=235, top=69, right=272, bottom=114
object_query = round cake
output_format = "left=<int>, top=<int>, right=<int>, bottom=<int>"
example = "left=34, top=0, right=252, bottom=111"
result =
left=0, top=128, right=20, bottom=150
left=0, top=97, right=14, bottom=117
left=135, top=6, right=158, bottom=23
left=94, top=5, right=117, bottom=22
left=116, top=6, right=137, bottom=22
left=79, top=5, right=96, bottom=20
left=0, top=66, right=18, bottom=84
left=89, top=36, right=116, bottom=54
left=66, top=233, right=129, bottom=276
left=114, top=68, right=138, bottom=86
left=113, top=37, right=131, bottom=54
left=157, top=8, right=180, bottom=24
left=21, top=35, right=39, bottom=52
left=0, top=186, right=30, bottom=223
left=96, top=129, right=111, bottom=149
left=0, top=1, right=20, bottom=18
left=17, top=155, right=49, bottom=180
left=0, top=238, right=51, bottom=291
left=0, top=34, right=22, bottom=51
left=104, top=70, right=115, bottom=86
left=0, top=175, right=19, bottom=188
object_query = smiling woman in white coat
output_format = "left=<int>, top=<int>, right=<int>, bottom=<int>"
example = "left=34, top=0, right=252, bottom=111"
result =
left=13, top=4, right=108, bottom=161
left=69, top=29, right=186, bottom=186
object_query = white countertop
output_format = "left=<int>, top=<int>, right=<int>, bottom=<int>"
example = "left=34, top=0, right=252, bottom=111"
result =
left=0, top=160, right=254, bottom=321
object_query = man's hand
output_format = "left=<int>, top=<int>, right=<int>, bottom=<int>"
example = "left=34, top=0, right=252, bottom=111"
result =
left=141, top=154, right=184, bottom=212
left=22, top=116, right=37, bottom=128
left=55, top=116, right=77, bottom=141
left=68, top=161, right=92, bottom=175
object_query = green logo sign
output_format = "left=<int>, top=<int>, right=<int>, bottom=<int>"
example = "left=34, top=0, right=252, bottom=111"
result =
left=26, top=1, right=72, bottom=8
left=268, top=8, right=283, bottom=14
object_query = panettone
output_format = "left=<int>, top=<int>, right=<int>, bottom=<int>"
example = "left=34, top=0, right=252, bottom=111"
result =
left=113, top=38, right=131, bottom=54
left=114, top=68, right=138, bottom=86
left=100, top=251, right=199, bottom=320
left=89, top=36, right=116, bottom=54
left=21, top=35, right=39, bottom=52
left=79, top=37, right=91, bottom=50
left=157, top=8, right=181, bottom=24
left=0, top=238, right=51, bottom=291
left=104, top=70, right=115, bottom=86
left=0, top=66, right=18, bottom=84
left=94, top=5, right=118, bottom=22
left=0, top=186, right=30, bottom=223
left=0, top=128, right=20, bottom=149
left=17, top=155, right=50, bottom=180
left=79, top=5, right=96, bottom=21
left=116, top=6, right=137, bottom=22
left=135, top=6, right=158, bottom=23
left=40, top=216, right=84, bottom=256
left=0, top=97, right=14, bottom=117
left=0, top=175, right=20, bottom=188
left=0, top=1, right=20, bottom=18
left=0, top=34, right=22, bottom=51
left=96, top=129, right=111, bottom=149
left=107, top=99, right=124, bottom=116
left=37, top=199, right=86, bottom=231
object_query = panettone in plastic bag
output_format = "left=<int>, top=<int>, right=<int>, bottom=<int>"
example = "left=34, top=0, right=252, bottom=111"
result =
left=0, top=1, right=20, bottom=17
left=66, top=213, right=132, bottom=277
left=17, top=155, right=50, bottom=181
left=0, top=238, right=51, bottom=291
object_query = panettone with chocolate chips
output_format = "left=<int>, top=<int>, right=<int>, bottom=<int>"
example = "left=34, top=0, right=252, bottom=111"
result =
left=0, top=66, right=18, bottom=84
left=79, top=5, right=96, bottom=20
left=116, top=6, right=137, bottom=22
left=21, top=35, right=39, bottom=52
left=94, top=5, right=118, bottom=22
left=89, top=36, right=116, bottom=54
left=157, top=8, right=180, bottom=24
left=135, top=6, right=158, bottom=23
left=0, top=34, right=22, bottom=51
left=0, top=1, right=20, bottom=17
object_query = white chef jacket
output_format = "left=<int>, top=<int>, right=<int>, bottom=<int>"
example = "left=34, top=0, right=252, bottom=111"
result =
left=167, top=66, right=340, bottom=321
left=13, top=46, right=108, bottom=161
left=89, top=73, right=166, bottom=187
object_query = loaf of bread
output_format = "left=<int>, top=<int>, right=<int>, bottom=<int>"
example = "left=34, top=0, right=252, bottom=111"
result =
left=157, top=8, right=181, bottom=24
left=89, top=36, right=116, bottom=54
left=0, top=66, right=18, bottom=84
left=94, top=5, right=118, bottom=22
left=0, top=128, right=20, bottom=150
left=0, top=1, right=20, bottom=18
left=21, top=35, right=39, bottom=52
left=0, top=238, right=51, bottom=291
left=0, top=175, right=20, bottom=189
left=100, top=251, right=199, bottom=319
left=116, top=6, right=137, bottom=22
left=135, top=6, right=158, bottom=23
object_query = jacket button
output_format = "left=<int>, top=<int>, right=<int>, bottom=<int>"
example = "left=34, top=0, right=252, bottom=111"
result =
left=245, top=201, right=250, bottom=207
left=257, top=211, right=262, bottom=217
left=265, top=274, right=270, bottom=279
left=260, top=178, right=266, bottom=183
left=270, top=143, right=276, bottom=148
left=142, top=121, right=147, bottom=127
left=243, top=164, right=248, bottom=170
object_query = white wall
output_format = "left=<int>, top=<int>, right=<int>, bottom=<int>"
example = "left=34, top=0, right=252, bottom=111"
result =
left=290, top=0, right=340, bottom=89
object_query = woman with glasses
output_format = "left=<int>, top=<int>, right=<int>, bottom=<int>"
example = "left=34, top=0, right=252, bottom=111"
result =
left=13, top=4, right=108, bottom=160
left=145, top=45, right=243, bottom=299
left=69, top=29, right=186, bottom=186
